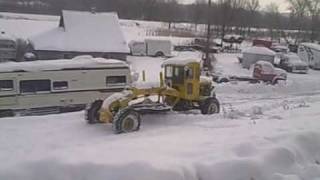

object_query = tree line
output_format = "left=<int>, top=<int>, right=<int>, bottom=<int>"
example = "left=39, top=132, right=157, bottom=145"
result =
left=1, top=0, right=320, bottom=42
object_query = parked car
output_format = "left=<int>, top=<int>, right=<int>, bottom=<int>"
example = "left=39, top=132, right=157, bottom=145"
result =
left=270, top=45, right=289, bottom=54
left=253, top=61, right=287, bottom=84
left=223, top=34, right=244, bottom=44
left=0, top=32, right=17, bottom=62
left=278, top=53, right=308, bottom=73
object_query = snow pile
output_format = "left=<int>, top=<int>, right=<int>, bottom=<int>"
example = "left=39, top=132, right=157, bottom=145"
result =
left=102, top=90, right=133, bottom=109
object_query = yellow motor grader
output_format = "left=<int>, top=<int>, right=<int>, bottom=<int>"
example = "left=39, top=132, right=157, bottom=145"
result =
left=85, top=58, right=220, bottom=134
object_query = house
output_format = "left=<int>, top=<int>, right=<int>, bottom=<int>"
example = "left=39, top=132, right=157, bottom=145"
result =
left=28, top=10, right=129, bottom=61
left=241, top=46, right=276, bottom=69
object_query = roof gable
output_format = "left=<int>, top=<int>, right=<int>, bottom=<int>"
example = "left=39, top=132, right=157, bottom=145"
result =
left=30, top=10, right=129, bottom=53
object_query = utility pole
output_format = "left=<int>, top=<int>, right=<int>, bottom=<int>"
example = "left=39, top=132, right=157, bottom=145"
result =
left=204, top=0, right=212, bottom=71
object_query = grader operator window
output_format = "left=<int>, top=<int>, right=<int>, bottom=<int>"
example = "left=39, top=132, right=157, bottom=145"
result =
left=165, top=66, right=184, bottom=84
left=185, top=67, right=193, bottom=79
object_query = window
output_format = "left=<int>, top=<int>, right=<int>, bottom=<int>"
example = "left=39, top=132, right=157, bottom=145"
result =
left=165, top=66, right=173, bottom=78
left=106, top=76, right=126, bottom=86
left=20, top=80, right=51, bottom=93
left=185, top=67, right=193, bottom=79
left=53, top=81, right=68, bottom=90
left=0, top=80, right=14, bottom=91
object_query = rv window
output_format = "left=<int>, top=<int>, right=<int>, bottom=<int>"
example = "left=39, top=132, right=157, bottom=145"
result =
left=0, top=80, right=14, bottom=91
left=53, top=81, right=68, bottom=90
left=20, top=80, right=51, bottom=93
left=106, top=76, right=126, bottom=86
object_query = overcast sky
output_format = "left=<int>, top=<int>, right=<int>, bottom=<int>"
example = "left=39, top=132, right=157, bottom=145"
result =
left=180, top=0, right=289, bottom=12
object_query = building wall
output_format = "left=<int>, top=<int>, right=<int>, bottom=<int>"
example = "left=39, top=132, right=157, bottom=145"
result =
left=34, top=50, right=127, bottom=61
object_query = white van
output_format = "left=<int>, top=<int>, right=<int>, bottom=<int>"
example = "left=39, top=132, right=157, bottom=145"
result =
left=0, top=33, right=17, bottom=62
left=0, top=56, right=131, bottom=117
left=298, top=43, right=320, bottom=69
left=129, top=39, right=172, bottom=57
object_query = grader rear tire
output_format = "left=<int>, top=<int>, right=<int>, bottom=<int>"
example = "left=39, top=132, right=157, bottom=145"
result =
left=113, top=108, right=141, bottom=134
left=200, top=98, right=220, bottom=115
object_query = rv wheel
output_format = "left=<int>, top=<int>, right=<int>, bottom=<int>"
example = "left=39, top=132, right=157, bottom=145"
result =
left=113, top=107, right=141, bottom=134
left=155, top=51, right=164, bottom=57
left=86, top=100, right=103, bottom=124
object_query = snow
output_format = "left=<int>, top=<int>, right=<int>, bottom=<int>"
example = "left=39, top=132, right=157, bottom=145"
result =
left=300, top=42, right=320, bottom=51
left=0, top=56, right=128, bottom=73
left=243, top=46, right=276, bottom=56
left=2, top=12, right=320, bottom=180
left=102, top=90, right=133, bottom=109
left=29, top=10, right=129, bottom=53
left=162, top=56, right=201, bottom=67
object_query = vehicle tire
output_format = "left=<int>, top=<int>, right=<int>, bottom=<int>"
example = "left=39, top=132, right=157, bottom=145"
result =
left=85, top=100, right=103, bottom=124
left=155, top=51, right=164, bottom=57
left=272, top=78, right=286, bottom=85
left=200, top=98, right=220, bottom=115
left=113, top=107, right=141, bottom=134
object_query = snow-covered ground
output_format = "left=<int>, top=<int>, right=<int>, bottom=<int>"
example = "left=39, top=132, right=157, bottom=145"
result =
left=1, top=12, right=320, bottom=180
left=1, top=53, right=320, bottom=180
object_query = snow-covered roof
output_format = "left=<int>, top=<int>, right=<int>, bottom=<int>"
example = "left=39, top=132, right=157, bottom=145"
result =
left=162, top=57, right=200, bottom=66
left=300, top=42, right=320, bottom=51
left=29, top=10, right=129, bottom=53
left=0, top=56, right=128, bottom=73
left=243, top=46, right=276, bottom=56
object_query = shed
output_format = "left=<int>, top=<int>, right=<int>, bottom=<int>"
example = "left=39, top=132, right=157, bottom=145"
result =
left=28, top=10, right=129, bottom=61
left=241, top=46, right=276, bottom=69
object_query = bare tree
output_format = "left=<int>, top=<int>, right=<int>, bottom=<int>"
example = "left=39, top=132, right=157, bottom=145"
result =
left=265, top=3, right=281, bottom=41
left=192, top=0, right=206, bottom=31
left=287, top=0, right=308, bottom=43
left=245, top=0, right=260, bottom=35
left=306, top=0, right=320, bottom=41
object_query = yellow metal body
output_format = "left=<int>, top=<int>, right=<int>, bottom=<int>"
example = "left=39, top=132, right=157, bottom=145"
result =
left=98, top=60, right=211, bottom=124
left=163, top=62, right=201, bottom=101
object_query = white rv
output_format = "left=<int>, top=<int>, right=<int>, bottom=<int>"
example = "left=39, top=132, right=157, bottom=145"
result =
left=129, top=39, right=172, bottom=57
left=0, top=56, right=131, bottom=117
left=298, top=43, right=320, bottom=69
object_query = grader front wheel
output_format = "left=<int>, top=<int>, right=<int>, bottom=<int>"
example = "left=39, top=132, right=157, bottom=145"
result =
left=200, top=98, right=220, bottom=115
left=113, top=107, right=141, bottom=134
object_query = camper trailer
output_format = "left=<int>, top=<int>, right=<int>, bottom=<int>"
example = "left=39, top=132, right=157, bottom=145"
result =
left=298, top=43, right=320, bottom=69
left=0, top=56, right=131, bottom=117
left=129, top=39, right=172, bottom=57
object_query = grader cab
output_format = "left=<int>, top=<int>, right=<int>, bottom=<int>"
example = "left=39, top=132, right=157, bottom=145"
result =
left=85, top=58, right=220, bottom=134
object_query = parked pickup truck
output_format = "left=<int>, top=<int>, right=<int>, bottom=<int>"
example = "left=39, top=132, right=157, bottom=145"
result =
left=253, top=61, right=287, bottom=84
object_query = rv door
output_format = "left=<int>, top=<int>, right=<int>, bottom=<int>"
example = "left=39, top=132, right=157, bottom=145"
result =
left=0, top=78, right=18, bottom=107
